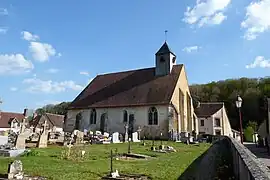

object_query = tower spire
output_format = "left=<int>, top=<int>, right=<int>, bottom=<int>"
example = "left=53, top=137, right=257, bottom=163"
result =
left=165, top=30, right=168, bottom=42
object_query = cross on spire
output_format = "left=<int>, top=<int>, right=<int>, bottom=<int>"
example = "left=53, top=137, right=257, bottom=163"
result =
left=165, top=30, right=168, bottom=42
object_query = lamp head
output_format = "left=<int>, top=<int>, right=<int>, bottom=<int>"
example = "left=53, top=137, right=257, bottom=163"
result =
left=236, top=95, right=242, bottom=108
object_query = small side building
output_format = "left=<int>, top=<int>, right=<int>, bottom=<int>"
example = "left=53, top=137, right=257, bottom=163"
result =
left=0, top=110, right=27, bottom=133
left=195, top=102, right=233, bottom=136
left=29, top=113, right=65, bottom=133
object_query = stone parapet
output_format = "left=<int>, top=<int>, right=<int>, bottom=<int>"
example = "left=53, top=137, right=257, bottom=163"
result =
left=228, top=136, right=270, bottom=180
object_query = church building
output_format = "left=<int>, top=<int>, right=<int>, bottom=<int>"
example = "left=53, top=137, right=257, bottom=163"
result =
left=65, top=41, right=198, bottom=139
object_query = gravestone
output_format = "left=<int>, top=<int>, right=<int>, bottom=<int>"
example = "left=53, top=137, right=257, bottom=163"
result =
left=124, top=124, right=129, bottom=142
left=15, top=133, right=25, bottom=149
left=137, top=126, right=142, bottom=140
left=132, top=132, right=140, bottom=142
left=75, top=131, right=84, bottom=144
left=0, top=135, right=8, bottom=146
left=20, top=118, right=27, bottom=134
left=112, top=132, right=121, bottom=143
left=104, top=132, right=109, bottom=138
left=8, top=160, right=24, bottom=179
left=37, top=120, right=48, bottom=148
left=189, top=136, right=194, bottom=143
left=0, top=130, right=26, bottom=157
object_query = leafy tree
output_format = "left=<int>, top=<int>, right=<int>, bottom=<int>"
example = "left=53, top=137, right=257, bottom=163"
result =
left=190, top=76, right=270, bottom=130
left=35, top=102, right=71, bottom=115
left=244, top=126, right=254, bottom=142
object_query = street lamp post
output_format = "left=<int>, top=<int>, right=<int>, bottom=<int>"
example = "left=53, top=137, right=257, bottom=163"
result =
left=236, top=95, right=243, bottom=144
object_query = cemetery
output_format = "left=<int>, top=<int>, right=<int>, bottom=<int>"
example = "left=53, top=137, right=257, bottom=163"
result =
left=0, top=124, right=210, bottom=179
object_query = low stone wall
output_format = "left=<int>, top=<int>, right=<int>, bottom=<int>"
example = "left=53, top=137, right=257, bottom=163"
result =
left=179, top=136, right=270, bottom=180
left=178, top=137, right=234, bottom=180
left=228, top=136, right=270, bottom=180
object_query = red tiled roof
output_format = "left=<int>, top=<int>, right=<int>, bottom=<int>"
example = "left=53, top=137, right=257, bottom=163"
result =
left=195, top=102, right=224, bottom=118
left=69, top=65, right=183, bottom=109
left=45, top=113, right=65, bottom=128
left=29, top=113, right=64, bottom=129
left=0, top=112, right=25, bottom=128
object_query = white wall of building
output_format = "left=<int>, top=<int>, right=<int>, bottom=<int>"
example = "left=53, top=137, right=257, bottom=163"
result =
left=66, top=105, right=169, bottom=138
left=198, top=106, right=233, bottom=136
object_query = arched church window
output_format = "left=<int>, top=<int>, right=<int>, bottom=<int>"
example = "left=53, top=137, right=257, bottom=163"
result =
left=148, top=107, right=158, bottom=125
left=75, top=113, right=82, bottom=130
left=123, top=110, right=128, bottom=123
left=90, top=109, right=97, bottom=124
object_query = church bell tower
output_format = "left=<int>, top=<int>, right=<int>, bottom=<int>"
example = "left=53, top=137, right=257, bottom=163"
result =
left=155, top=41, right=176, bottom=76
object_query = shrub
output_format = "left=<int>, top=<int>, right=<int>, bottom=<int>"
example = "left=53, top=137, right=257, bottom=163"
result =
left=244, top=126, right=254, bottom=142
left=22, top=149, right=41, bottom=157
left=60, top=146, right=87, bottom=161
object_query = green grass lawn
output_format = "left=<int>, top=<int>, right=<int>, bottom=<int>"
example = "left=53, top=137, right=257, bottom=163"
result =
left=0, top=141, right=210, bottom=180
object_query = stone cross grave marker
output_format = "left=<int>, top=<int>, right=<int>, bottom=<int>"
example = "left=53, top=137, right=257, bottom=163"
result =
left=66, top=143, right=73, bottom=158
left=20, top=118, right=27, bottom=134
left=37, top=120, right=48, bottom=148
left=132, top=132, right=140, bottom=142
left=15, top=133, right=26, bottom=149
left=112, top=132, right=120, bottom=143
left=8, top=160, right=24, bottom=179
left=124, top=124, right=129, bottom=143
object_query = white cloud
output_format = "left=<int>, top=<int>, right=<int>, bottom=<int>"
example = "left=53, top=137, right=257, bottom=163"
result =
left=29, top=42, right=57, bottom=62
left=0, top=54, right=34, bottom=75
left=0, top=8, right=8, bottom=15
left=241, top=0, right=270, bottom=40
left=182, top=46, right=201, bottom=53
left=0, top=27, right=8, bottom=34
left=46, top=68, right=59, bottom=74
left=36, top=100, right=61, bottom=107
left=246, top=56, right=270, bottom=69
left=23, top=78, right=84, bottom=93
left=183, top=0, right=231, bottom=27
left=80, top=71, right=89, bottom=76
left=10, top=87, right=18, bottom=92
left=21, top=31, right=39, bottom=41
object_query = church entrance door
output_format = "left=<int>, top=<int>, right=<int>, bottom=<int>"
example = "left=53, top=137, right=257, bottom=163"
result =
left=100, top=113, right=107, bottom=133
left=128, top=114, right=134, bottom=137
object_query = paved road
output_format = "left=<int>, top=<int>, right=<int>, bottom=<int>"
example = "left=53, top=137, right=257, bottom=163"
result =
left=244, top=142, right=270, bottom=167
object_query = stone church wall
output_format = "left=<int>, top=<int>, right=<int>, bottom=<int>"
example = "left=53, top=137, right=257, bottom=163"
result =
left=65, top=105, right=170, bottom=138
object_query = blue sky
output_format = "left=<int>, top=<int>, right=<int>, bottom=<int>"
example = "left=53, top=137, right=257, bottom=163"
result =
left=0, top=0, right=269, bottom=112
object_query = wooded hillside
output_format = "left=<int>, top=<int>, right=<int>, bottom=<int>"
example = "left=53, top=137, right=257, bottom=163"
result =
left=190, top=77, right=270, bottom=130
